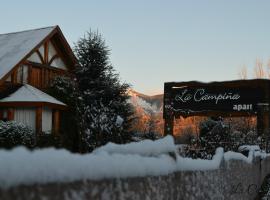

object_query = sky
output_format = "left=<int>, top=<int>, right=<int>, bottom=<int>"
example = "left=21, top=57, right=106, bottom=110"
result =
left=1, top=0, right=270, bottom=95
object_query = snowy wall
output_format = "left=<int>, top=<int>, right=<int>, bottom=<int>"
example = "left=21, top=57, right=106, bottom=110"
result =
left=0, top=137, right=270, bottom=200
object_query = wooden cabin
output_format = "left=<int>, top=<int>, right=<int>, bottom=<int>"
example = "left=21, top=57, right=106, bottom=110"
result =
left=0, top=26, right=76, bottom=135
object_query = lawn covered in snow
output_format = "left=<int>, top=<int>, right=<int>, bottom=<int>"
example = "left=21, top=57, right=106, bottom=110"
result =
left=0, top=136, right=268, bottom=188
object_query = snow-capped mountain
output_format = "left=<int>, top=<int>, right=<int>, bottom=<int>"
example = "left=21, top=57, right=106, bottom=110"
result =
left=128, top=90, right=163, bottom=114
left=128, top=89, right=164, bottom=135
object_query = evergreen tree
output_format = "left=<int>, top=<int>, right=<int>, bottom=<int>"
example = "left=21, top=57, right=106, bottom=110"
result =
left=48, top=76, right=83, bottom=152
left=74, top=30, right=134, bottom=151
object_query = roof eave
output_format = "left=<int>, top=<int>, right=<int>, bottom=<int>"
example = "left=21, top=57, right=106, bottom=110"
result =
left=0, top=101, right=67, bottom=110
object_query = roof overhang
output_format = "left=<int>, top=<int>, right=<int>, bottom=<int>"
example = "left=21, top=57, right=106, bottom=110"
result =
left=0, top=101, right=67, bottom=110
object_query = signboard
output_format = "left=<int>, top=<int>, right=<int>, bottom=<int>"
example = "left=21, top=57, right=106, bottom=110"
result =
left=167, top=86, right=263, bottom=114
left=163, top=80, right=270, bottom=136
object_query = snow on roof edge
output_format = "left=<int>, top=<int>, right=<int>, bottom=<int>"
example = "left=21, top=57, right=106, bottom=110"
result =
left=0, top=84, right=66, bottom=106
left=0, top=26, right=57, bottom=36
left=0, top=26, right=56, bottom=80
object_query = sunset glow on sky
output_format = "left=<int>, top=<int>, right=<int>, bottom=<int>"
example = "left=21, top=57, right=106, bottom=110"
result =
left=1, top=0, right=270, bottom=95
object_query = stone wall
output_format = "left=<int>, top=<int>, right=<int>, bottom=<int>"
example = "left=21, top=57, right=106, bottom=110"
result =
left=0, top=156, right=269, bottom=200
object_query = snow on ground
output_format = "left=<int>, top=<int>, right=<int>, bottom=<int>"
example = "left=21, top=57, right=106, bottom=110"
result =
left=0, top=136, right=269, bottom=188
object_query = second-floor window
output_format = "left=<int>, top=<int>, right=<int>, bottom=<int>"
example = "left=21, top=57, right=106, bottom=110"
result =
left=17, top=65, right=28, bottom=84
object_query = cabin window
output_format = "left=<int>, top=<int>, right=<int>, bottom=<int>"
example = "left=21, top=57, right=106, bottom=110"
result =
left=17, top=65, right=28, bottom=84
left=27, top=52, right=42, bottom=63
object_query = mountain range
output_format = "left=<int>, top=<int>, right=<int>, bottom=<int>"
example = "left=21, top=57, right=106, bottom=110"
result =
left=128, top=90, right=163, bottom=114
left=128, top=90, right=198, bottom=136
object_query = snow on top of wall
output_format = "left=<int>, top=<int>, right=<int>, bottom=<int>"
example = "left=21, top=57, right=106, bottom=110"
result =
left=0, top=136, right=269, bottom=188
left=93, top=136, right=176, bottom=156
left=224, top=151, right=254, bottom=163
left=0, top=146, right=176, bottom=188
left=238, top=145, right=261, bottom=152
left=0, top=84, right=66, bottom=106
left=0, top=26, right=55, bottom=80
left=223, top=145, right=264, bottom=163
left=177, top=148, right=224, bottom=171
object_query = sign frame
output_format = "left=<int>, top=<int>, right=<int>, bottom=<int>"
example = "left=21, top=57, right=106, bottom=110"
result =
left=163, top=79, right=270, bottom=136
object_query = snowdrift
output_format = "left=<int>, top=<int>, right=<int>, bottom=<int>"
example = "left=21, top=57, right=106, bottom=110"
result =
left=0, top=136, right=268, bottom=188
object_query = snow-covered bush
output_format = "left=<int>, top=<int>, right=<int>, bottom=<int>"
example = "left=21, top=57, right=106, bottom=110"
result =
left=199, top=118, right=219, bottom=138
left=0, top=121, right=35, bottom=149
left=184, top=117, right=270, bottom=159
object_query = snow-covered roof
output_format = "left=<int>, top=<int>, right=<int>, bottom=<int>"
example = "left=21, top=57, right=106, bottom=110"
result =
left=0, top=26, right=56, bottom=80
left=0, top=84, right=66, bottom=106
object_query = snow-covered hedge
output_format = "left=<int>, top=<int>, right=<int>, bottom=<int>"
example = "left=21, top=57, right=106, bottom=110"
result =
left=0, top=121, right=34, bottom=149
left=0, top=136, right=268, bottom=188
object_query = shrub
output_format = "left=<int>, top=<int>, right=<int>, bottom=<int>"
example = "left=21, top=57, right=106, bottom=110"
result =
left=183, top=117, right=270, bottom=159
left=0, top=121, right=35, bottom=149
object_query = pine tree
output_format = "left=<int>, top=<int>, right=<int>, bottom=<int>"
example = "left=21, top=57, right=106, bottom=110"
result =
left=48, top=76, right=83, bottom=152
left=74, top=30, right=134, bottom=151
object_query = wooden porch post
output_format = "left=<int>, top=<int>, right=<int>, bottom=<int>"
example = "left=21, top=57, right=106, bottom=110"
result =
left=163, top=83, right=175, bottom=136
left=36, top=107, right=42, bottom=135
left=53, top=110, right=60, bottom=135
left=164, top=117, right=174, bottom=136
left=257, top=104, right=269, bottom=135
left=7, top=108, right=14, bottom=120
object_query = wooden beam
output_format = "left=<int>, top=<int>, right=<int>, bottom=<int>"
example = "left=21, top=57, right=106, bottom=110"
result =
left=36, top=50, right=45, bottom=64
left=36, top=107, right=42, bottom=135
left=0, top=110, right=3, bottom=120
left=25, top=61, right=66, bottom=74
left=164, top=117, right=174, bottom=136
left=48, top=54, right=59, bottom=66
left=0, top=102, right=67, bottom=110
left=27, top=65, right=32, bottom=85
left=257, top=104, right=270, bottom=135
left=44, top=41, right=49, bottom=64
left=163, top=82, right=175, bottom=136
left=11, top=70, right=17, bottom=84
left=53, top=110, right=60, bottom=135
left=7, top=108, right=14, bottom=121
left=50, top=39, right=70, bottom=68
left=51, top=26, right=77, bottom=68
